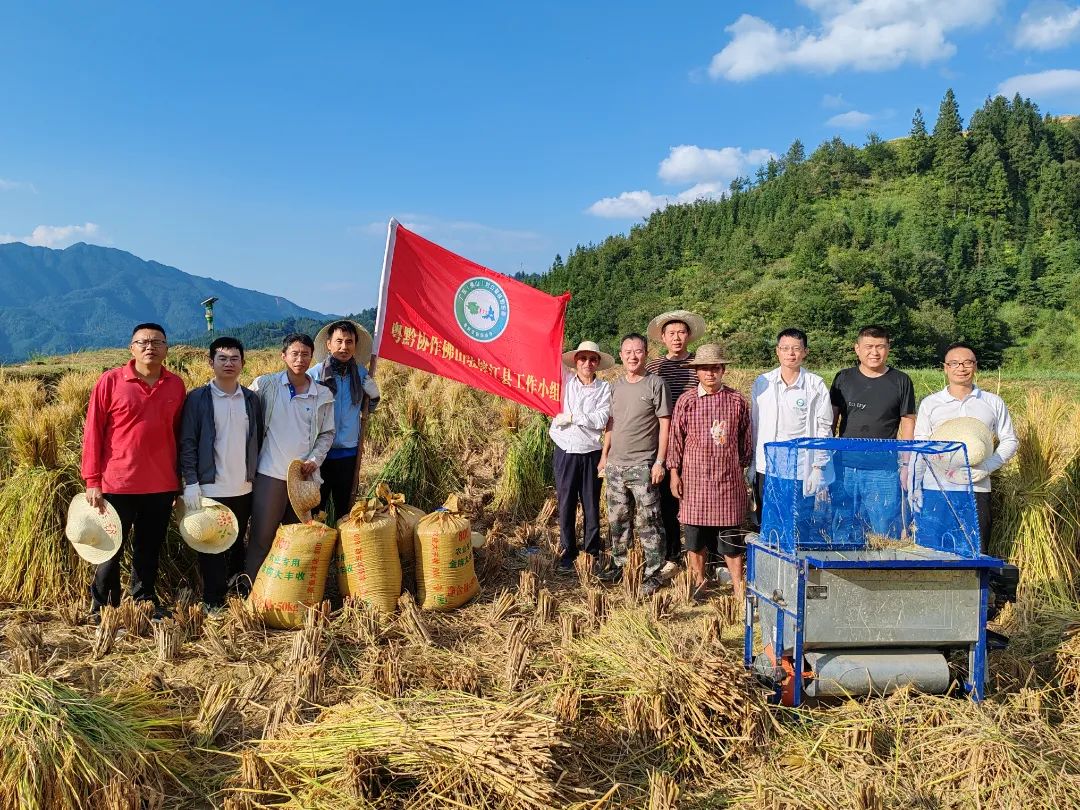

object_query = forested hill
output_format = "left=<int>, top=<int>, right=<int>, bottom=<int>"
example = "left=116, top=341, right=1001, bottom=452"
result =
left=526, top=91, right=1080, bottom=369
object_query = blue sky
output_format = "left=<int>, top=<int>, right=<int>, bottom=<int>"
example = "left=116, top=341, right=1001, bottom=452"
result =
left=1, top=1, right=1079, bottom=314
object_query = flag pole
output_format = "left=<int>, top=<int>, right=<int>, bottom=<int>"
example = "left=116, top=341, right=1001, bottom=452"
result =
left=351, top=218, right=400, bottom=503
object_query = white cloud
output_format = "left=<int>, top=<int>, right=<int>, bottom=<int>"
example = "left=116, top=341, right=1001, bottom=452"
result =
left=822, top=93, right=847, bottom=108
left=1015, top=2, right=1080, bottom=49
left=997, top=68, right=1080, bottom=99
left=588, top=144, right=777, bottom=218
left=0, top=177, right=36, bottom=193
left=0, top=222, right=102, bottom=248
left=708, top=0, right=1001, bottom=81
left=826, top=110, right=874, bottom=128
left=586, top=190, right=672, bottom=219
left=658, top=145, right=775, bottom=185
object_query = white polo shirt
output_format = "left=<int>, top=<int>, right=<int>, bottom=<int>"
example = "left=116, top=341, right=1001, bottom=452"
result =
left=201, top=381, right=251, bottom=498
left=253, top=373, right=335, bottom=481
left=914, top=385, right=1018, bottom=492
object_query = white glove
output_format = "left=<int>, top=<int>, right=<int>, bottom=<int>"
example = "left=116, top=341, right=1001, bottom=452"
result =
left=183, top=483, right=203, bottom=512
left=362, top=375, right=381, bottom=400
left=802, top=467, right=824, bottom=499
left=553, top=412, right=573, bottom=427
left=909, top=487, right=923, bottom=512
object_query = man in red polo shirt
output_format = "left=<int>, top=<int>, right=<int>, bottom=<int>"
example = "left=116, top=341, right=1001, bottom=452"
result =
left=82, top=322, right=186, bottom=618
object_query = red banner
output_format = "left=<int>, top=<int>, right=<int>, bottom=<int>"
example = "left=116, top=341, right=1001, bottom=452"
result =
left=372, top=220, right=570, bottom=416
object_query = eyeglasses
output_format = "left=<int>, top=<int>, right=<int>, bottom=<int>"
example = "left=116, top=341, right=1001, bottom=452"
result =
left=131, top=339, right=167, bottom=349
left=944, top=360, right=976, bottom=369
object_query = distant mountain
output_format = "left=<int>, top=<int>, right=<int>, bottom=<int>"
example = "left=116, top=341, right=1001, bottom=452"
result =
left=0, top=242, right=330, bottom=360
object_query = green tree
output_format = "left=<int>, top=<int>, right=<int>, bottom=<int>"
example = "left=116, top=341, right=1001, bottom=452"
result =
left=904, top=108, right=933, bottom=174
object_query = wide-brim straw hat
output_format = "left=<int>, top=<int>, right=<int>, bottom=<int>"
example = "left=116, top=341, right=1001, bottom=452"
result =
left=314, top=319, right=374, bottom=367
left=931, top=417, right=995, bottom=467
left=288, top=459, right=323, bottom=522
left=647, top=309, right=706, bottom=343
left=65, top=496, right=123, bottom=565
left=176, top=497, right=239, bottom=554
left=562, top=340, right=615, bottom=371
left=684, top=343, right=733, bottom=367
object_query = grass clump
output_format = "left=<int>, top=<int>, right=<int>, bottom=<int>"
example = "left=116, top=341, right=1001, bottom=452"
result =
left=375, top=396, right=461, bottom=512
left=492, top=411, right=553, bottom=519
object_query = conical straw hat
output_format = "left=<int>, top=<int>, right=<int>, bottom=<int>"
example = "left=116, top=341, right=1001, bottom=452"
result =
left=561, top=340, right=615, bottom=371
left=65, top=496, right=123, bottom=565
left=176, top=497, right=239, bottom=554
left=288, top=459, right=322, bottom=522
left=931, top=417, right=994, bottom=467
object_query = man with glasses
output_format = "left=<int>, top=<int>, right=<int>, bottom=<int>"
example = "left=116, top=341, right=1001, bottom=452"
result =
left=244, top=333, right=335, bottom=583
left=81, top=323, right=186, bottom=620
left=179, top=337, right=264, bottom=607
left=914, top=343, right=1018, bottom=549
left=748, top=328, right=833, bottom=527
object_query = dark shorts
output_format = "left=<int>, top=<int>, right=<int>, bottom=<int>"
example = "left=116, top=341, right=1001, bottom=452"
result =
left=683, top=524, right=745, bottom=557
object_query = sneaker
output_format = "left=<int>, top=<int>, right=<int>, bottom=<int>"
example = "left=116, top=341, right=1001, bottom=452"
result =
left=149, top=605, right=169, bottom=623
left=557, top=559, right=575, bottom=575
left=659, top=560, right=680, bottom=582
left=596, top=565, right=623, bottom=584
left=641, top=577, right=662, bottom=598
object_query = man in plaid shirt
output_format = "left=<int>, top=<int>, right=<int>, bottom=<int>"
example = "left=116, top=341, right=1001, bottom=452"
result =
left=667, top=344, right=752, bottom=602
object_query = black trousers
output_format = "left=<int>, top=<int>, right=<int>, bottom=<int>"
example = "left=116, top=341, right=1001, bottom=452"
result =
left=92, top=491, right=176, bottom=610
left=552, top=446, right=602, bottom=564
left=658, top=468, right=682, bottom=561
left=197, top=493, right=253, bottom=607
left=319, top=453, right=357, bottom=525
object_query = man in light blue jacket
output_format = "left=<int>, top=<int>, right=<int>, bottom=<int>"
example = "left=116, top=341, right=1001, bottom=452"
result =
left=748, top=328, right=833, bottom=532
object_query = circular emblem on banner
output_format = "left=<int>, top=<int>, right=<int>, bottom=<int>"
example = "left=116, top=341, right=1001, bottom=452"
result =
left=454, top=277, right=510, bottom=342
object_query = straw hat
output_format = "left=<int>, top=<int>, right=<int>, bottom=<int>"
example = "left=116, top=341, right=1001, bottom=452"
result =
left=931, top=417, right=994, bottom=467
left=470, top=531, right=487, bottom=549
left=562, top=340, right=615, bottom=371
left=313, top=319, right=374, bottom=367
left=684, top=343, right=733, bottom=367
left=647, top=309, right=706, bottom=343
left=65, top=496, right=123, bottom=565
left=287, top=460, right=323, bottom=522
left=176, top=497, right=239, bottom=554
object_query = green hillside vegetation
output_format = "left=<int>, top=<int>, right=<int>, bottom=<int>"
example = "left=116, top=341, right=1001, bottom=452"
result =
left=179, top=308, right=376, bottom=351
left=527, top=90, right=1080, bottom=370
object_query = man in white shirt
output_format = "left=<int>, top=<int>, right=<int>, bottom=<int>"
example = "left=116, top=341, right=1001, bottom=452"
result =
left=914, top=342, right=1018, bottom=551
left=748, top=329, right=833, bottom=532
left=179, top=337, right=264, bottom=607
left=550, top=340, right=613, bottom=572
left=244, top=333, right=336, bottom=583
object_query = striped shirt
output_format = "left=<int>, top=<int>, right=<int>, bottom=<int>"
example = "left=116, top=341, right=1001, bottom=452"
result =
left=645, top=353, right=696, bottom=404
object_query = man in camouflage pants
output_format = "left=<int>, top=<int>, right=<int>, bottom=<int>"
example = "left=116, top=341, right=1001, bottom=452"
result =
left=598, top=333, right=671, bottom=597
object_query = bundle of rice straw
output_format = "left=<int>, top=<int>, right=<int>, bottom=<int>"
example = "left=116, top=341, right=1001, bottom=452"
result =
left=991, top=391, right=1080, bottom=605
left=565, top=609, right=769, bottom=774
left=414, top=495, right=479, bottom=611
left=336, top=495, right=402, bottom=613
left=255, top=689, right=576, bottom=809
left=0, top=673, right=188, bottom=810
left=249, top=521, right=337, bottom=629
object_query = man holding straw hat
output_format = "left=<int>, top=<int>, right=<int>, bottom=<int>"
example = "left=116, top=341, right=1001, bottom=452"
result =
left=307, top=319, right=380, bottom=523
left=667, top=344, right=752, bottom=602
left=549, top=340, right=613, bottom=572
left=646, top=309, right=706, bottom=577
left=914, top=342, right=1017, bottom=550
left=179, top=336, right=264, bottom=607
left=598, top=333, right=671, bottom=596
left=245, top=333, right=336, bottom=584
left=81, top=322, right=186, bottom=620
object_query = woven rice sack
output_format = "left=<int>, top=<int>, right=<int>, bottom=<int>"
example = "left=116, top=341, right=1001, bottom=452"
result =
left=374, top=482, right=425, bottom=565
left=249, top=521, right=337, bottom=629
left=414, top=495, right=479, bottom=611
left=337, top=498, right=402, bottom=613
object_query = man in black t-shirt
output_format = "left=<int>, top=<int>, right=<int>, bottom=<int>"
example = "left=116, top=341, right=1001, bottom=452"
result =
left=829, top=326, right=916, bottom=541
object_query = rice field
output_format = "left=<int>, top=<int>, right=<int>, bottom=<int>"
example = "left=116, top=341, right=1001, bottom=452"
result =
left=0, top=348, right=1078, bottom=809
